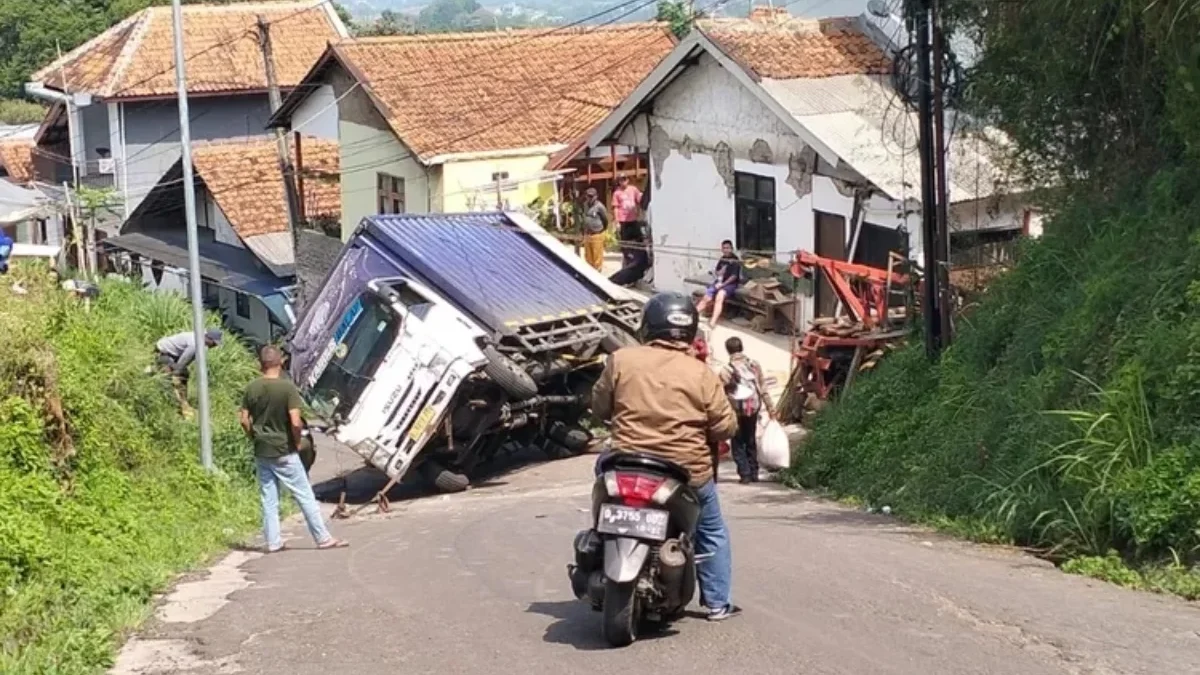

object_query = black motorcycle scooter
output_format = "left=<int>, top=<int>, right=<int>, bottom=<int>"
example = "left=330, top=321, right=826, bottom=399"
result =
left=567, top=451, right=701, bottom=647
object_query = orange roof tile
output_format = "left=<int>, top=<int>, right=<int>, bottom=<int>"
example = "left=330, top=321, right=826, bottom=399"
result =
left=191, top=136, right=339, bottom=240
left=32, top=2, right=344, bottom=99
left=329, top=23, right=676, bottom=162
left=0, top=139, right=36, bottom=184
left=699, top=17, right=891, bottom=80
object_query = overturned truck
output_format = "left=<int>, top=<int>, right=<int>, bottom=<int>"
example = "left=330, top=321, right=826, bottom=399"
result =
left=289, top=212, right=642, bottom=493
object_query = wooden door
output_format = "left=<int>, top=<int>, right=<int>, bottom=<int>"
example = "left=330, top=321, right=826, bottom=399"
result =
left=814, top=211, right=847, bottom=317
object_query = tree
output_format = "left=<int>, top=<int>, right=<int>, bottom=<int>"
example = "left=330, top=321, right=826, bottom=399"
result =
left=355, top=10, right=416, bottom=37
left=417, top=0, right=481, bottom=33
left=656, top=0, right=700, bottom=40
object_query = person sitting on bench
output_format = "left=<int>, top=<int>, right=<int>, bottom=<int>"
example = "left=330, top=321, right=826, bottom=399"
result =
left=696, top=240, right=742, bottom=328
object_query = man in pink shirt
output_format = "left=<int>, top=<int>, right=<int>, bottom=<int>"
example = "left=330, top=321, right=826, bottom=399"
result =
left=612, top=175, right=643, bottom=237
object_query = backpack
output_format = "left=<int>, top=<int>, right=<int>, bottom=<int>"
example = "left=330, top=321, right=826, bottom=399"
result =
left=727, top=358, right=761, bottom=418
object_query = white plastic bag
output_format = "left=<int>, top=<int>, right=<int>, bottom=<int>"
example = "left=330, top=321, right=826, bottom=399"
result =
left=757, top=417, right=791, bottom=470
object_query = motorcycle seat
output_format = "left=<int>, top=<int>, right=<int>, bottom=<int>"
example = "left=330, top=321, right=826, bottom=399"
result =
left=598, top=450, right=692, bottom=485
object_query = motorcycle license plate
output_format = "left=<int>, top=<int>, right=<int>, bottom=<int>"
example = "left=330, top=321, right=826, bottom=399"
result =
left=597, top=504, right=669, bottom=541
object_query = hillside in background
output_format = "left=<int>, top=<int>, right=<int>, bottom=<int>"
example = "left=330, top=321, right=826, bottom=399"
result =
left=0, top=266, right=260, bottom=673
left=788, top=0, right=1200, bottom=597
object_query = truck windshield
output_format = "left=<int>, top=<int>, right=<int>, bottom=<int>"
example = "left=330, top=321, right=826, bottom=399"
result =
left=307, top=294, right=400, bottom=419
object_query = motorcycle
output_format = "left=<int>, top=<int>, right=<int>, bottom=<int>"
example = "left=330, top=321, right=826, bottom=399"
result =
left=567, top=451, right=700, bottom=647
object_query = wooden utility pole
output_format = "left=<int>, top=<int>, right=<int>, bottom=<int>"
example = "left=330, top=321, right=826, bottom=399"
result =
left=257, top=15, right=303, bottom=299
left=294, top=131, right=306, bottom=223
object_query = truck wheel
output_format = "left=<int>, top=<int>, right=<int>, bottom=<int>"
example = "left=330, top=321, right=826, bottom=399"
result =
left=482, top=346, right=538, bottom=400
left=602, top=580, right=639, bottom=647
left=600, top=326, right=638, bottom=353
left=419, top=459, right=470, bottom=494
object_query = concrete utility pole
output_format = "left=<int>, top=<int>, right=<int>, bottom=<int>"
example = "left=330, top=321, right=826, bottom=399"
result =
left=931, top=0, right=953, bottom=346
left=257, top=14, right=304, bottom=306
left=910, top=0, right=944, bottom=358
left=172, top=0, right=214, bottom=471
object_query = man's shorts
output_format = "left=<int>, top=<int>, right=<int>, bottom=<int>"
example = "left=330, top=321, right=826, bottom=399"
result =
left=705, top=282, right=737, bottom=300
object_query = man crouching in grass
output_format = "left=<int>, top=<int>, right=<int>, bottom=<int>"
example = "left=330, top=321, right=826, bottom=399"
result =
left=240, top=345, right=347, bottom=553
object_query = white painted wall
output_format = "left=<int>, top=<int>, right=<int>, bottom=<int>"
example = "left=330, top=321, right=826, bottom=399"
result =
left=291, top=84, right=339, bottom=140
left=622, top=53, right=920, bottom=327
left=339, top=119, right=431, bottom=239
left=949, top=195, right=1028, bottom=235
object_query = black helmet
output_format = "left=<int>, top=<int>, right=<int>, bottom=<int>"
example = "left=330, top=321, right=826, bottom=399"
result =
left=640, top=291, right=698, bottom=344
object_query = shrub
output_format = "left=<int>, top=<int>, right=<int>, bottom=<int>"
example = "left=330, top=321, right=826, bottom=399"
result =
left=0, top=265, right=260, bottom=674
left=789, top=168, right=1200, bottom=578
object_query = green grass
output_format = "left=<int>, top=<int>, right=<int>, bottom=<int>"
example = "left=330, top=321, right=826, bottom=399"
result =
left=786, top=168, right=1200, bottom=598
left=0, top=265, right=262, bottom=673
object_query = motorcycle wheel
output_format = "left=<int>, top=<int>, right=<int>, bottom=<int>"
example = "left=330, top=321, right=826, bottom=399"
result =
left=601, top=580, right=638, bottom=647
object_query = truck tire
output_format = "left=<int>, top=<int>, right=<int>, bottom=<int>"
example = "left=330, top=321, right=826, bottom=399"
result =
left=482, top=346, right=538, bottom=400
left=419, top=459, right=470, bottom=494
left=600, top=326, right=638, bottom=354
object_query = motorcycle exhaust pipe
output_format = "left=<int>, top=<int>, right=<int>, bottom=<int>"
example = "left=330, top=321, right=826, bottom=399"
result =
left=658, top=538, right=687, bottom=607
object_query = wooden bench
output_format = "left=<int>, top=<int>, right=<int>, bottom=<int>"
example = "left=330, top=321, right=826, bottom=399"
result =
left=685, top=263, right=807, bottom=334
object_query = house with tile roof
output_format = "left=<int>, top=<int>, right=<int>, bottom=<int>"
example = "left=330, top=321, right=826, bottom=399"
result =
left=23, top=1, right=347, bottom=223
left=104, top=136, right=339, bottom=344
left=561, top=8, right=1036, bottom=322
left=266, top=23, right=676, bottom=239
left=0, top=136, right=68, bottom=248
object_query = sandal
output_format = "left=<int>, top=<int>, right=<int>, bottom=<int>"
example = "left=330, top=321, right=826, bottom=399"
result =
left=317, top=539, right=349, bottom=550
left=266, top=543, right=289, bottom=554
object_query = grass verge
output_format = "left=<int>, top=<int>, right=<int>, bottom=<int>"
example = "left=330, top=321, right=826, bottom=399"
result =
left=785, top=169, right=1200, bottom=599
left=0, top=265, right=261, bottom=673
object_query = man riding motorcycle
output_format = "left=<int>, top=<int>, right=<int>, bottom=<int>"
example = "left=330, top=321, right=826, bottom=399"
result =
left=591, top=292, right=741, bottom=621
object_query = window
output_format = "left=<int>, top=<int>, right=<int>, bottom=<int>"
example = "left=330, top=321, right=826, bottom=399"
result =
left=201, top=281, right=219, bottom=307
left=856, top=222, right=910, bottom=271
left=307, top=294, right=400, bottom=418
left=377, top=173, right=405, bottom=214
left=734, top=172, right=776, bottom=254
left=235, top=292, right=251, bottom=319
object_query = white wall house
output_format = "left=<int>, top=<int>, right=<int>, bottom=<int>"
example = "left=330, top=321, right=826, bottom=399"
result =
left=573, top=15, right=1033, bottom=326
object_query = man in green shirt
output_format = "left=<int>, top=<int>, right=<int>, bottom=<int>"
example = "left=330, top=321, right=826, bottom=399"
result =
left=240, top=345, right=346, bottom=553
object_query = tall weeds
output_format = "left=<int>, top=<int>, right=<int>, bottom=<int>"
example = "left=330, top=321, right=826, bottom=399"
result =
left=0, top=265, right=260, bottom=673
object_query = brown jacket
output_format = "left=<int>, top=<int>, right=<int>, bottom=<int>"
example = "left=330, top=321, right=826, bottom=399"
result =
left=592, top=341, right=738, bottom=486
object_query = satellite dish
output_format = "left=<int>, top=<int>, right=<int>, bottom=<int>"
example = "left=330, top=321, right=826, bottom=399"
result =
left=867, top=0, right=891, bottom=19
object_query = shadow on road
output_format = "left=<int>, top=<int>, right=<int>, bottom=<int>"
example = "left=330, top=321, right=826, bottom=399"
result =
left=311, top=443, right=586, bottom=507
left=526, top=600, right=680, bottom=650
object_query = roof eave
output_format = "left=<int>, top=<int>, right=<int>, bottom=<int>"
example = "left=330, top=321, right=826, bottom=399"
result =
left=577, top=30, right=840, bottom=167
left=267, top=44, right=339, bottom=129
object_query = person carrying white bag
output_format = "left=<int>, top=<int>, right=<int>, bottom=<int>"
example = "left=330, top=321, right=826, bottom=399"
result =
left=720, top=337, right=775, bottom=483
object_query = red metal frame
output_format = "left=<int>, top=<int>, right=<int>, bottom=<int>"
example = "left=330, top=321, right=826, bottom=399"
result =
left=788, top=250, right=912, bottom=401
left=789, top=250, right=908, bottom=329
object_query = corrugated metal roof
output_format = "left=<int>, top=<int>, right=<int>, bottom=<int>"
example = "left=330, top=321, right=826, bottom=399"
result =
left=760, top=74, right=1014, bottom=204
left=103, top=228, right=290, bottom=295
left=365, top=212, right=609, bottom=331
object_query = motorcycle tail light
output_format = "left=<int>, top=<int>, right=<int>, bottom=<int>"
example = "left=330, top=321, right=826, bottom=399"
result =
left=614, top=472, right=665, bottom=508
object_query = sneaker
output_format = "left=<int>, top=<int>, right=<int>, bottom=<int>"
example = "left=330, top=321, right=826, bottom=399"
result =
left=707, top=604, right=742, bottom=622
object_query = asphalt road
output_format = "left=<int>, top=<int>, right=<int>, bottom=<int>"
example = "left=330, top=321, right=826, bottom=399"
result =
left=113, top=445, right=1200, bottom=675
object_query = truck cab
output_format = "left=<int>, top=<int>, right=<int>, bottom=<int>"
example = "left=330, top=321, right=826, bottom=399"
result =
left=290, top=212, right=641, bottom=492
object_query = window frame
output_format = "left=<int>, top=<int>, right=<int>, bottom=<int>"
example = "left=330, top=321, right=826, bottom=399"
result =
left=235, top=292, right=251, bottom=319
left=376, top=173, right=405, bottom=215
left=733, top=171, right=777, bottom=254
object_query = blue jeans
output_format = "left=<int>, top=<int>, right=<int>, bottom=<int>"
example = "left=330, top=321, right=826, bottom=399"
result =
left=256, top=453, right=332, bottom=550
left=694, top=479, right=733, bottom=611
